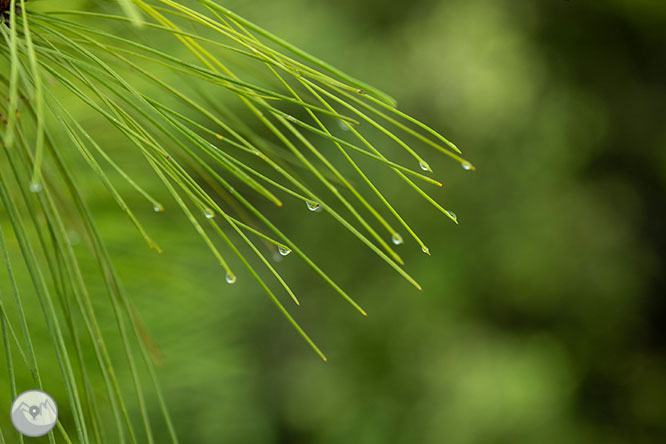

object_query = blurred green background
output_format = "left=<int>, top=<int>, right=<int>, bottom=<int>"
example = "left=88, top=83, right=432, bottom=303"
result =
left=3, top=0, right=666, bottom=442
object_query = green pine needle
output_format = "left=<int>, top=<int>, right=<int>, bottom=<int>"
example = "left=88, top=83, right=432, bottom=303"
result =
left=0, top=1, right=473, bottom=441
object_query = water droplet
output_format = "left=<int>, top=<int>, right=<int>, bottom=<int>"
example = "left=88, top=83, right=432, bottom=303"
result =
left=29, top=182, right=42, bottom=193
left=278, top=245, right=291, bottom=256
left=153, top=203, right=164, bottom=212
left=225, top=272, right=237, bottom=284
left=391, top=233, right=403, bottom=245
left=306, top=201, right=321, bottom=212
left=445, top=210, right=458, bottom=222
left=68, top=230, right=81, bottom=246
left=421, top=245, right=430, bottom=254
left=419, top=161, right=431, bottom=172
left=338, top=119, right=350, bottom=131
left=461, top=161, right=473, bottom=171
left=204, top=208, right=215, bottom=219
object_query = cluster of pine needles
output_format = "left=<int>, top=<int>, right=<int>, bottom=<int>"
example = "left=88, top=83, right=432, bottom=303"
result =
left=0, top=0, right=474, bottom=442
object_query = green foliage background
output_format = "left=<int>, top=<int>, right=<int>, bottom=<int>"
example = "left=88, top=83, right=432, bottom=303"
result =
left=2, top=0, right=666, bottom=442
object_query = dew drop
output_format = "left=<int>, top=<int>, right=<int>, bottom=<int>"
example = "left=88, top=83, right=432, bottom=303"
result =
left=306, top=201, right=321, bottom=212
left=445, top=210, right=458, bottom=222
left=419, top=161, right=431, bottom=172
left=461, top=161, right=473, bottom=171
left=153, top=203, right=164, bottom=212
left=68, top=230, right=81, bottom=246
left=225, top=272, right=237, bottom=284
left=204, top=208, right=215, bottom=219
left=391, top=233, right=403, bottom=245
left=338, top=119, right=350, bottom=131
left=421, top=245, right=430, bottom=254
left=29, top=182, right=42, bottom=193
left=278, top=245, right=291, bottom=256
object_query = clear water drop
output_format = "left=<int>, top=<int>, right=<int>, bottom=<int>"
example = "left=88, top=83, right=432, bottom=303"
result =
left=338, top=119, right=350, bottom=131
left=29, top=182, right=42, bottom=193
left=306, top=201, right=321, bottom=212
left=421, top=245, right=430, bottom=254
left=225, top=272, right=237, bottom=284
left=419, top=161, right=431, bottom=172
left=153, top=203, right=164, bottom=212
left=204, top=208, right=215, bottom=219
left=68, top=230, right=81, bottom=246
left=278, top=245, right=291, bottom=256
left=461, top=161, right=473, bottom=171
left=445, top=210, right=458, bottom=222
left=391, top=233, right=403, bottom=245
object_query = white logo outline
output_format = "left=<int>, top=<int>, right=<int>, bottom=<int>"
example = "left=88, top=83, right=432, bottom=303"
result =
left=10, top=389, right=58, bottom=437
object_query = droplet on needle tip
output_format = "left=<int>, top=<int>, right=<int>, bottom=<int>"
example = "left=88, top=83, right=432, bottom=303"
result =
left=306, top=201, right=321, bottom=212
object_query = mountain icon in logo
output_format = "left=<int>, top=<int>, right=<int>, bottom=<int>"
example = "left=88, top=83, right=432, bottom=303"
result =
left=11, top=390, right=58, bottom=437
